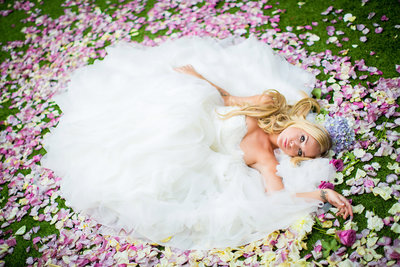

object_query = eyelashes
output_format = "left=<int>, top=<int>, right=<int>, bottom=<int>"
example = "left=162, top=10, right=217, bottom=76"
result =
left=298, top=148, right=302, bottom=157
left=298, top=135, right=305, bottom=156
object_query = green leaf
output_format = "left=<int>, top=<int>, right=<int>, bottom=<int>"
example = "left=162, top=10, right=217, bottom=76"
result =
left=319, top=108, right=329, bottom=115
left=321, top=239, right=332, bottom=251
left=322, top=250, right=330, bottom=259
left=345, top=151, right=356, bottom=161
left=321, top=238, right=340, bottom=254
left=330, top=239, right=340, bottom=251
left=312, top=88, right=322, bottom=99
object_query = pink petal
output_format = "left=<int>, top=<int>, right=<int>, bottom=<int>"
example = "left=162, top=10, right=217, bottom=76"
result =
left=321, top=6, right=333, bottom=15
left=6, top=238, right=17, bottom=247
left=368, top=12, right=375, bottom=19
left=357, top=24, right=365, bottom=31
left=33, top=236, right=41, bottom=244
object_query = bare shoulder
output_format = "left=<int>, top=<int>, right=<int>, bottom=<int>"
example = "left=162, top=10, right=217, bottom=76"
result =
left=242, top=116, right=279, bottom=168
left=245, top=116, right=259, bottom=131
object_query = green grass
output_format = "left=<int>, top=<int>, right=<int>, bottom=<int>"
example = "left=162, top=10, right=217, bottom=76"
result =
left=1, top=0, right=399, bottom=265
left=278, top=0, right=400, bottom=78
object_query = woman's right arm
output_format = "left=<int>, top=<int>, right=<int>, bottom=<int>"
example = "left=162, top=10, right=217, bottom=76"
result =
left=174, top=65, right=272, bottom=107
left=253, top=160, right=353, bottom=219
left=251, top=160, right=285, bottom=192
left=296, top=189, right=353, bottom=219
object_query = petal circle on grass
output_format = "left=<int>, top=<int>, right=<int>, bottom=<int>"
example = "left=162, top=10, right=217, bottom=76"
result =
left=1, top=0, right=400, bottom=266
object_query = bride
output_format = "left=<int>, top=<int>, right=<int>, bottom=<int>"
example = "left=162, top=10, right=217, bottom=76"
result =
left=42, top=37, right=353, bottom=250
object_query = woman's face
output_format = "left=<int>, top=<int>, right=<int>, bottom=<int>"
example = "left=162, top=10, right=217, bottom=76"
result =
left=277, top=126, right=321, bottom=158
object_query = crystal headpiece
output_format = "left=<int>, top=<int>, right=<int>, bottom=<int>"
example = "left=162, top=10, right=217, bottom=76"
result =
left=308, top=113, right=356, bottom=154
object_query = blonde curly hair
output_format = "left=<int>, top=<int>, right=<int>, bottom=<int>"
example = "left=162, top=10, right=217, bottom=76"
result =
left=223, top=90, right=332, bottom=163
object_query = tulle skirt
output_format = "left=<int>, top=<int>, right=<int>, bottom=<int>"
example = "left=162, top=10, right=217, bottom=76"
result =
left=42, top=37, right=330, bottom=250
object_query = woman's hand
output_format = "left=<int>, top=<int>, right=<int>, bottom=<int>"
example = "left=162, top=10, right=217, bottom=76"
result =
left=321, top=189, right=353, bottom=219
left=173, top=65, right=203, bottom=79
left=174, top=64, right=232, bottom=102
left=253, top=94, right=273, bottom=106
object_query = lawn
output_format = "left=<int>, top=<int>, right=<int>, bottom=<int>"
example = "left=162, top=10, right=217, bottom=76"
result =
left=1, top=0, right=400, bottom=266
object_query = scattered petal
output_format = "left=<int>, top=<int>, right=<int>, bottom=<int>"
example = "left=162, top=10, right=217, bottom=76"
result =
left=343, top=13, right=356, bottom=22
left=362, top=28, right=370, bottom=34
left=381, top=15, right=389, bottom=21
left=391, top=223, right=400, bottom=233
left=357, top=24, right=365, bottom=31
left=368, top=12, right=375, bottom=19
left=15, top=225, right=26, bottom=236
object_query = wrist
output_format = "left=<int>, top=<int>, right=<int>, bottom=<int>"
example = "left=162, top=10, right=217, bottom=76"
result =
left=320, top=189, right=328, bottom=202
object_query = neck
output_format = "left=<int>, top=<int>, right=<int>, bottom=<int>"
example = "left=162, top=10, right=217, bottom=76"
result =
left=268, top=133, right=280, bottom=149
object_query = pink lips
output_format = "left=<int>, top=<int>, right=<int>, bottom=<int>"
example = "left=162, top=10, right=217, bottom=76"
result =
left=284, top=138, right=287, bottom=149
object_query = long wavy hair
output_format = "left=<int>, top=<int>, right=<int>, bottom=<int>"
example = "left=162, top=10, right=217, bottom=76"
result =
left=223, top=90, right=332, bottom=164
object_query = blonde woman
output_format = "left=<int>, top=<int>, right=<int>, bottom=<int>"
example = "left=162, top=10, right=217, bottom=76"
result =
left=174, top=64, right=352, bottom=215
left=43, top=37, right=353, bottom=250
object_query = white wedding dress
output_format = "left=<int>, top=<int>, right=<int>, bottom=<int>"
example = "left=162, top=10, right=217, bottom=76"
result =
left=42, top=37, right=335, bottom=250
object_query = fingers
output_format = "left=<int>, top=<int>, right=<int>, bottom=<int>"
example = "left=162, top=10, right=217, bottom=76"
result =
left=173, top=66, right=185, bottom=73
left=344, top=199, right=353, bottom=218
left=335, top=205, right=345, bottom=217
left=173, top=64, right=194, bottom=73
left=335, top=198, right=353, bottom=220
left=325, top=190, right=353, bottom=220
left=340, top=196, right=353, bottom=219
left=335, top=205, right=347, bottom=219
left=257, top=95, right=272, bottom=105
left=330, top=192, right=353, bottom=220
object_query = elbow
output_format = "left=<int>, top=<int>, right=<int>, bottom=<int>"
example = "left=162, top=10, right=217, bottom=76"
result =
left=222, top=96, right=230, bottom=106
left=264, top=184, right=284, bottom=194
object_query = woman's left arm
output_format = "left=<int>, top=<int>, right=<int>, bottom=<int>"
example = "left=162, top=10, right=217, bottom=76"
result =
left=174, top=65, right=272, bottom=107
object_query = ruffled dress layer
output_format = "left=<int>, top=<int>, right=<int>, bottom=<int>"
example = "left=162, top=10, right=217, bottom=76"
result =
left=42, top=37, right=335, bottom=250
